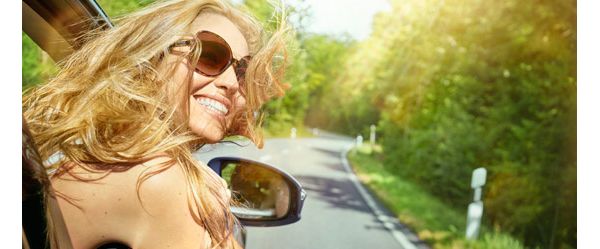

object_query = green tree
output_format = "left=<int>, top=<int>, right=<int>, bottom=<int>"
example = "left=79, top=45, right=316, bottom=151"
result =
left=307, top=0, right=576, bottom=248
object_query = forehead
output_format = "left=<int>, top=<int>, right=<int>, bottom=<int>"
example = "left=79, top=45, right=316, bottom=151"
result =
left=189, top=12, right=249, bottom=58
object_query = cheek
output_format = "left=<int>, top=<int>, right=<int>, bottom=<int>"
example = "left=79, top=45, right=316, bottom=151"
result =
left=188, top=103, right=225, bottom=142
left=161, top=59, right=192, bottom=103
left=164, top=58, right=214, bottom=114
left=233, top=94, right=247, bottom=111
left=164, top=56, right=207, bottom=95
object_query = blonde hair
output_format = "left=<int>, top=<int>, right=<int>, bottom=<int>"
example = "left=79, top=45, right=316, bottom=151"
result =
left=22, top=0, right=289, bottom=248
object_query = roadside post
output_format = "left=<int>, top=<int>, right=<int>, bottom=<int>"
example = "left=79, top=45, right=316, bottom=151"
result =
left=466, top=167, right=487, bottom=240
left=291, top=127, right=297, bottom=139
left=312, top=128, right=319, bottom=136
left=356, top=135, right=363, bottom=147
left=370, top=124, right=376, bottom=145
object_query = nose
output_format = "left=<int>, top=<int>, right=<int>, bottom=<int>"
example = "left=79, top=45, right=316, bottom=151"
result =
left=213, top=66, right=239, bottom=95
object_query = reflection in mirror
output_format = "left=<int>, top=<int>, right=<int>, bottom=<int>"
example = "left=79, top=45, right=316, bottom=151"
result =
left=221, top=161, right=291, bottom=220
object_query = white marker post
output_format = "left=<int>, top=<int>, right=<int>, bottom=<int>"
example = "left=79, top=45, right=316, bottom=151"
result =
left=290, top=127, right=297, bottom=139
left=466, top=167, right=487, bottom=240
left=356, top=135, right=363, bottom=147
left=312, top=128, right=320, bottom=136
left=370, top=124, right=376, bottom=145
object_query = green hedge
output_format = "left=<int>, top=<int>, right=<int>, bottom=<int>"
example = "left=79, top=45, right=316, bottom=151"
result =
left=349, top=147, right=526, bottom=249
left=307, top=0, right=576, bottom=248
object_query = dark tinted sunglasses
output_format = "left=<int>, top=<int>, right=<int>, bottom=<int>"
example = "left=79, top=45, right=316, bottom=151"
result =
left=170, top=31, right=251, bottom=83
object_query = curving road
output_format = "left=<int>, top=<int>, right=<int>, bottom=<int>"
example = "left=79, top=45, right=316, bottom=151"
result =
left=193, top=133, right=428, bottom=249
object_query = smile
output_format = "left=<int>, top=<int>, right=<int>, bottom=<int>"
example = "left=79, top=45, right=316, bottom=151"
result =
left=196, top=97, right=229, bottom=115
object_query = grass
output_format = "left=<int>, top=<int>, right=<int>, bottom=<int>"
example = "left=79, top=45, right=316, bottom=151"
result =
left=348, top=144, right=526, bottom=249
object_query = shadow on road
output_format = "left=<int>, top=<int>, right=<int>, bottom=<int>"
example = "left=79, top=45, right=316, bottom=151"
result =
left=294, top=174, right=371, bottom=213
left=293, top=174, right=431, bottom=249
left=314, top=130, right=354, bottom=141
left=309, top=146, right=342, bottom=158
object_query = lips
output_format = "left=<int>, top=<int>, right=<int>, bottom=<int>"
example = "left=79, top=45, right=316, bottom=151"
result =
left=193, top=94, right=231, bottom=116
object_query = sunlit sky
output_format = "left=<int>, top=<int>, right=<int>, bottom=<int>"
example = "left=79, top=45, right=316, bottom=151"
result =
left=288, top=0, right=391, bottom=40
left=233, top=0, right=392, bottom=40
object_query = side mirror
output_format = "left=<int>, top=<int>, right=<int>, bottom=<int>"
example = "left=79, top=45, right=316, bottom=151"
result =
left=207, top=157, right=306, bottom=227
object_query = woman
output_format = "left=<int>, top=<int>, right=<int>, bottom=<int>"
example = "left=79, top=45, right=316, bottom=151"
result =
left=22, top=0, right=289, bottom=248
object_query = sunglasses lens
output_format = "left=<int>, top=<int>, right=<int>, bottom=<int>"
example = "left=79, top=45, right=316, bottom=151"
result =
left=196, top=32, right=232, bottom=76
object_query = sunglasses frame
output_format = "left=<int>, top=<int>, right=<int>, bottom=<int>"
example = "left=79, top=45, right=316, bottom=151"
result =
left=169, top=31, right=252, bottom=83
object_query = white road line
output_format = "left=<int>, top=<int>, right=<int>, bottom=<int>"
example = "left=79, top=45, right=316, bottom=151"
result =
left=340, top=144, right=418, bottom=249
left=259, top=154, right=272, bottom=162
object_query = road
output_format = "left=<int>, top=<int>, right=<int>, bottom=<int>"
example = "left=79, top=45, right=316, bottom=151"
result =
left=193, top=134, right=428, bottom=249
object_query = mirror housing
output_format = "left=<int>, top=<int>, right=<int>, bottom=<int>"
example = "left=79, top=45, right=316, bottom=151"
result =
left=208, top=157, right=306, bottom=227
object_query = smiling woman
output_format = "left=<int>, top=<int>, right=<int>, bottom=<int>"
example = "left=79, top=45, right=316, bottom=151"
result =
left=22, top=0, right=289, bottom=248
left=168, top=15, right=253, bottom=143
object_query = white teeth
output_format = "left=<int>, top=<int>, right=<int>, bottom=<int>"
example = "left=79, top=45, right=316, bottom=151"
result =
left=196, top=97, right=228, bottom=115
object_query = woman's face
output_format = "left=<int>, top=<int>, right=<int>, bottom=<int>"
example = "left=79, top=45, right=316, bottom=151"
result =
left=169, top=12, right=249, bottom=143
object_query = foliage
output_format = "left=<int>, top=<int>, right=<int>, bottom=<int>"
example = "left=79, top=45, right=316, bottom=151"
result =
left=302, top=34, right=356, bottom=130
left=22, top=33, right=58, bottom=90
left=310, top=0, right=576, bottom=248
left=22, top=0, right=576, bottom=248
left=349, top=147, right=526, bottom=249
left=96, top=0, right=151, bottom=17
left=241, top=0, right=354, bottom=135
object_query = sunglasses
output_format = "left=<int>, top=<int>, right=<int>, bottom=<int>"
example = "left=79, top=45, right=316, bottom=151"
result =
left=169, top=31, right=251, bottom=83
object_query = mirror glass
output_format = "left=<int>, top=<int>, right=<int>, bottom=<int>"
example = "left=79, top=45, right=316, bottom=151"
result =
left=221, top=161, right=291, bottom=220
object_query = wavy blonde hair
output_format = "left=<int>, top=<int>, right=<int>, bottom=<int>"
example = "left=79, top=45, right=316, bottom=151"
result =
left=22, top=0, right=289, bottom=248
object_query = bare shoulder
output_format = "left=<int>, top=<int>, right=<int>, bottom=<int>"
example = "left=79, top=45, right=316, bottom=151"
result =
left=51, top=157, right=210, bottom=249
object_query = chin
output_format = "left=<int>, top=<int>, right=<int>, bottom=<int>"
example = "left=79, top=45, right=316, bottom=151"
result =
left=188, top=99, right=230, bottom=143
left=202, top=132, right=224, bottom=143
left=189, top=122, right=225, bottom=143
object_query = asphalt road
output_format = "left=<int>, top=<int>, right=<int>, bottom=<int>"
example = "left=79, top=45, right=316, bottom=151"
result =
left=193, top=134, right=427, bottom=249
